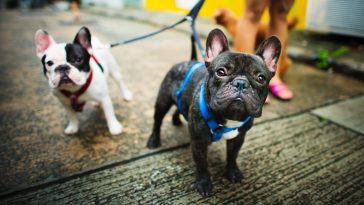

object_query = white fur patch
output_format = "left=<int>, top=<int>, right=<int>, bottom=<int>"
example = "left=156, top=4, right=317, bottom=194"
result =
left=222, top=119, right=243, bottom=140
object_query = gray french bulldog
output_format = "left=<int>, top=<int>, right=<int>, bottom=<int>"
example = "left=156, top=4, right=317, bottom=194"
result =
left=147, top=28, right=281, bottom=196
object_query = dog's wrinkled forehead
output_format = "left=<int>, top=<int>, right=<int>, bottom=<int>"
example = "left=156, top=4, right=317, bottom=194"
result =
left=210, top=52, right=268, bottom=73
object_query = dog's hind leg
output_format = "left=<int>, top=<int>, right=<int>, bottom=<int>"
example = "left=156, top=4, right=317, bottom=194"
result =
left=101, top=95, right=123, bottom=135
left=172, top=109, right=183, bottom=126
left=147, top=89, right=173, bottom=149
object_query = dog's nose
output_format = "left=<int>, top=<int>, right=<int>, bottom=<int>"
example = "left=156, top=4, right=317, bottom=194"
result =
left=233, top=79, right=249, bottom=91
left=56, top=65, right=70, bottom=74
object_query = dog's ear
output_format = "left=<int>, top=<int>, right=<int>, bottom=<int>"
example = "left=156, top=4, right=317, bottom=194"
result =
left=35, top=29, right=56, bottom=59
left=73, top=27, right=92, bottom=52
left=255, top=36, right=281, bottom=74
left=205, top=28, right=229, bottom=67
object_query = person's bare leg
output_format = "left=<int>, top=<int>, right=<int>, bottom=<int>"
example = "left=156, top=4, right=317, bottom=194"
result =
left=71, top=0, right=80, bottom=22
left=234, top=0, right=269, bottom=52
left=268, top=0, right=294, bottom=100
left=279, top=49, right=290, bottom=75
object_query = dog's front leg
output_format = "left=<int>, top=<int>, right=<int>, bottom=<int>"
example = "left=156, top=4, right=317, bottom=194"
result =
left=225, top=132, right=246, bottom=182
left=101, top=96, right=122, bottom=135
left=64, top=106, right=79, bottom=135
left=191, top=139, right=213, bottom=196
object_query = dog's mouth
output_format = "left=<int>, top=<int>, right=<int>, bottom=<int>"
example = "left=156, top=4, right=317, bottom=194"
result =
left=234, top=97, right=244, bottom=103
left=59, top=75, right=75, bottom=86
left=211, top=86, right=265, bottom=118
left=242, top=95, right=263, bottom=117
left=227, top=94, right=263, bottom=117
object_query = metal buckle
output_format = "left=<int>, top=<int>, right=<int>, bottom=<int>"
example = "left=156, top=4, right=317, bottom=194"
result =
left=185, top=16, right=193, bottom=22
left=211, top=124, right=224, bottom=134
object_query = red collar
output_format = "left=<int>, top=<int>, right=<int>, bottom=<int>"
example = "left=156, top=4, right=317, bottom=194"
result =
left=60, top=69, right=93, bottom=112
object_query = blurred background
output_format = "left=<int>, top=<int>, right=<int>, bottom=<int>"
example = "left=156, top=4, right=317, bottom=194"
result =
left=3, top=0, right=364, bottom=37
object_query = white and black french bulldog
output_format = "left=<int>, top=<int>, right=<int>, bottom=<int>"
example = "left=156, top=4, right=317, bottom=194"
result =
left=35, top=27, right=132, bottom=135
left=146, top=29, right=281, bottom=196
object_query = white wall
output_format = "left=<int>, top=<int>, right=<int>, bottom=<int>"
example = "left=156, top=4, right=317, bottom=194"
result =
left=83, top=0, right=124, bottom=8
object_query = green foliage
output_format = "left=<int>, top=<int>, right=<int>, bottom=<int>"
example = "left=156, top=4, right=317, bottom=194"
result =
left=316, top=47, right=349, bottom=70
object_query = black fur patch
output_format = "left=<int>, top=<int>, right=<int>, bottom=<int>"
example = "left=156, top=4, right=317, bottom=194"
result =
left=41, top=55, right=47, bottom=76
left=65, top=43, right=91, bottom=73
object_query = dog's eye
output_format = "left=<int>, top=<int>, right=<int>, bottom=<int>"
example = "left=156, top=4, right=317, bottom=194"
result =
left=75, top=57, right=83, bottom=63
left=70, top=57, right=82, bottom=63
left=46, top=61, right=54, bottom=66
left=216, top=68, right=227, bottom=77
left=71, top=57, right=82, bottom=63
left=257, top=74, right=266, bottom=84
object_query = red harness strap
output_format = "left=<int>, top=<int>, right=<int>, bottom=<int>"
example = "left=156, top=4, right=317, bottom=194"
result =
left=90, top=54, right=104, bottom=72
left=60, top=69, right=93, bottom=112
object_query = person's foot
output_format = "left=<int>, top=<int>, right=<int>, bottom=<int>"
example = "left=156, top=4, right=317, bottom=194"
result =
left=269, top=80, right=293, bottom=101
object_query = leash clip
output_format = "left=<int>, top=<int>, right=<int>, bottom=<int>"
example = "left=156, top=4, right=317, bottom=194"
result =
left=185, top=16, right=193, bottom=23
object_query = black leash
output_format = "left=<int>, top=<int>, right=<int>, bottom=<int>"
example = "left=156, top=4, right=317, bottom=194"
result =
left=108, top=0, right=206, bottom=59
left=109, top=18, right=186, bottom=47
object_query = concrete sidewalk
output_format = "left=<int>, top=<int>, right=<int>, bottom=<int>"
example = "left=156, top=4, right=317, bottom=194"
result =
left=0, top=8, right=363, bottom=204
left=2, top=111, right=364, bottom=204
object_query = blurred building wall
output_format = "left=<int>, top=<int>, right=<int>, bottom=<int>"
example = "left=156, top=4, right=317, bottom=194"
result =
left=306, top=0, right=364, bottom=37
left=83, top=0, right=144, bottom=8
left=145, top=0, right=308, bottom=29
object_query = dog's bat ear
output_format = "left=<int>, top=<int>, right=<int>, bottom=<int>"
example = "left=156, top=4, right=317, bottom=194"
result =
left=256, top=35, right=281, bottom=74
left=74, top=27, right=92, bottom=52
left=204, top=28, right=229, bottom=67
left=35, top=29, right=56, bottom=59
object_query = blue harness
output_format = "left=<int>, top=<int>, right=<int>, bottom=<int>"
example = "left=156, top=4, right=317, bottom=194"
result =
left=176, top=62, right=205, bottom=114
left=176, top=62, right=252, bottom=142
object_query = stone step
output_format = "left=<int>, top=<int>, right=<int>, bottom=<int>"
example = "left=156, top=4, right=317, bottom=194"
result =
left=312, top=95, right=364, bottom=135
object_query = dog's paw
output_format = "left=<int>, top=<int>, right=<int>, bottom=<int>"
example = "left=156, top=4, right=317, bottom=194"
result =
left=122, top=90, right=133, bottom=102
left=88, top=101, right=100, bottom=109
left=226, top=167, right=244, bottom=183
left=146, top=133, right=161, bottom=149
left=64, top=124, right=79, bottom=135
left=195, top=178, right=213, bottom=197
left=109, top=122, right=123, bottom=135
